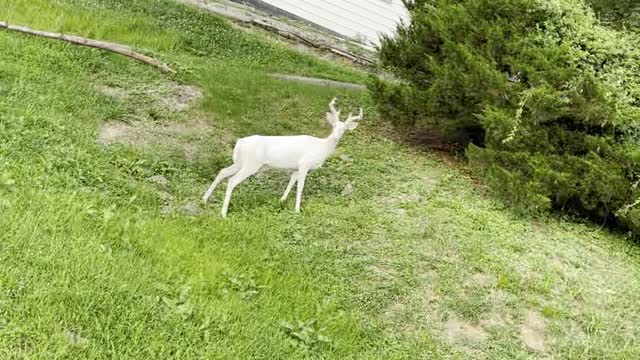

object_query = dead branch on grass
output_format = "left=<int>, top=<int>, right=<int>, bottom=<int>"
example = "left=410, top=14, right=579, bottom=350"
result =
left=0, top=21, right=176, bottom=74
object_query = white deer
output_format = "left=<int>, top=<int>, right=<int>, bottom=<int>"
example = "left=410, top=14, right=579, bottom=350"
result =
left=202, top=97, right=363, bottom=217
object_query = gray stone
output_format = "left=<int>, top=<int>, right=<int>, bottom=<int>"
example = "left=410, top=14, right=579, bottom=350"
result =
left=393, top=208, right=407, bottom=216
left=341, top=182, right=354, bottom=196
left=157, top=191, right=175, bottom=202
left=400, top=194, right=423, bottom=203
left=180, top=202, right=203, bottom=216
left=339, top=154, right=353, bottom=162
left=64, top=330, right=88, bottom=347
left=148, top=175, right=169, bottom=186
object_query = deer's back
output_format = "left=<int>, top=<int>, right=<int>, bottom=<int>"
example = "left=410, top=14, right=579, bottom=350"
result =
left=235, top=135, right=329, bottom=169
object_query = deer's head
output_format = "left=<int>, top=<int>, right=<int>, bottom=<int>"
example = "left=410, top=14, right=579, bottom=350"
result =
left=326, top=97, right=363, bottom=137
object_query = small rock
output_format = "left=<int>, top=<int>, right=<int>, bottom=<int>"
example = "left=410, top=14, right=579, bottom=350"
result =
left=339, top=154, right=352, bottom=162
left=161, top=204, right=172, bottom=216
left=157, top=191, right=175, bottom=203
left=180, top=202, right=203, bottom=216
left=148, top=175, right=168, bottom=186
left=97, top=85, right=128, bottom=100
left=400, top=194, right=422, bottom=203
left=393, top=208, right=407, bottom=216
left=341, top=182, right=354, bottom=196
left=64, top=330, right=88, bottom=347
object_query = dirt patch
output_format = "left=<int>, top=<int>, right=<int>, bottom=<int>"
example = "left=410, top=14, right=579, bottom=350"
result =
left=97, top=121, right=138, bottom=146
left=97, top=118, right=217, bottom=161
left=97, top=121, right=153, bottom=148
left=366, top=262, right=397, bottom=281
left=479, top=312, right=512, bottom=328
left=96, top=82, right=203, bottom=113
left=519, top=310, right=547, bottom=352
left=98, top=118, right=212, bottom=141
left=468, top=272, right=497, bottom=288
left=444, top=316, right=488, bottom=345
left=95, top=80, right=210, bottom=156
left=488, top=289, right=510, bottom=306
left=377, top=192, right=428, bottom=219
left=419, top=276, right=489, bottom=346
left=383, top=267, right=517, bottom=348
left=157, top=85, right=203, bottom=112
left=381, top=277, right=437, bottom=336
left=383, top=301, right=406, bottom=323
left=97, top=85, right=128, bottom=100
left=548, top=255, right=566, bottom=268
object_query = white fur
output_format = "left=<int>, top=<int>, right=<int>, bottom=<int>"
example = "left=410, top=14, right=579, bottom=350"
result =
left=202, top=97, right=363, bottom=217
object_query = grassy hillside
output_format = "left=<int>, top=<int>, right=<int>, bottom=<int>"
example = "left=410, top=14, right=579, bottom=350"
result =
left=1, top=0, right=640, bottom=358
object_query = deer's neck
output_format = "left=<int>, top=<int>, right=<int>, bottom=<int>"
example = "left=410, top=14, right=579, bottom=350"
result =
left=324, top=129, right=343, bottom=149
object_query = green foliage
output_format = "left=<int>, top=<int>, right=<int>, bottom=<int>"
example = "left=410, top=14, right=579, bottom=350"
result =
left=372, top=0, right=640, bottom=236
left=279, top=319, right=332, bottom=349
left=587, top=0, right=640, bottom=26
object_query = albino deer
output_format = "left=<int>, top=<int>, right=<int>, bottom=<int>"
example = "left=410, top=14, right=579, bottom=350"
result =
left=202, top=97, right=363, bottom=217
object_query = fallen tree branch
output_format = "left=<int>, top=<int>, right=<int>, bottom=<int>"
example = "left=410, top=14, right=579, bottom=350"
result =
left=0, top=21, right=176, bottom=74
left=249, top=19, right=374, bottom=66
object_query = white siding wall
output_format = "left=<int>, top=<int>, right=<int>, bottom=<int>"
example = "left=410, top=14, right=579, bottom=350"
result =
left=261, top=0, right=409, bottom=45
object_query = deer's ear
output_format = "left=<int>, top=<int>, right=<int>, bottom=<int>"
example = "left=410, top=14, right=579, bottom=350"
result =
left=326, top=112, right=337, bottom=125
left=346, top=121, right=359, bottom=130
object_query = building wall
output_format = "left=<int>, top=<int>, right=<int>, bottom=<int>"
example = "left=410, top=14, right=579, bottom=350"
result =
left=260, top=0, right=409, bottom=45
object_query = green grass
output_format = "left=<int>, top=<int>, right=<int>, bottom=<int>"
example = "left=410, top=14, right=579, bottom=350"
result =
left=1, top=0, right=640, bottom=358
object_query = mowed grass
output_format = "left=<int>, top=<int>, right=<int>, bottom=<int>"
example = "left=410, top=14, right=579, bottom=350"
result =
left=1, top=0, right=640, bottom=358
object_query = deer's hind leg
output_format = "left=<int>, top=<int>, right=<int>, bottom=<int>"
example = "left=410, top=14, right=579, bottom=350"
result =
left=281, top=171, right=298, bottom=202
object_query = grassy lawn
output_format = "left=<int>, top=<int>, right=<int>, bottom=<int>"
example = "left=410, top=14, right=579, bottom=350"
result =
left=1, top=0, right=640, bottom=358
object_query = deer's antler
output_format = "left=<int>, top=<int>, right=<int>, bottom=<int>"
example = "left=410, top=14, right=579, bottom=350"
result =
left=347, top=108, right=363, bottom=122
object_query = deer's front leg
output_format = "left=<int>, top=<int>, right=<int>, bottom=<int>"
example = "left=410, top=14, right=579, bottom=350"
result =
left=294, top=168, right=309, bottom=213
left=281, top=171, right=298, bottom=202
left=202, top=164, right=239, bottom=203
